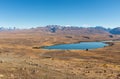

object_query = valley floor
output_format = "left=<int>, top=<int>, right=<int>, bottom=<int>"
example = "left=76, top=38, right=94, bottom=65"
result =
left=0, top=31, right=120, bottom=79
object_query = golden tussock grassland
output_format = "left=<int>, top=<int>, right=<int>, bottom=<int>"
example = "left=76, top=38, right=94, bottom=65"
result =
left=0, top=30, right=120, bottom=79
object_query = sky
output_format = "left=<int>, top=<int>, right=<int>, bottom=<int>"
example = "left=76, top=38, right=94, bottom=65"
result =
left=0, top=0, right=120, bottom=28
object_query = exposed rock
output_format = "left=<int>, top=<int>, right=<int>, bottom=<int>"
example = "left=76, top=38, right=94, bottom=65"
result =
left=0, top=74, right=4, bottom=78
left=0, top=60, right=4, bottom=63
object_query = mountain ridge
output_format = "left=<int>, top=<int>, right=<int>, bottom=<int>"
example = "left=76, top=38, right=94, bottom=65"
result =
left=1, top=25, right=120, bottom=35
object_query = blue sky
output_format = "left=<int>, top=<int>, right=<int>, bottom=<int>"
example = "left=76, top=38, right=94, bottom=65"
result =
left=0, top=0, right=120, bottom=28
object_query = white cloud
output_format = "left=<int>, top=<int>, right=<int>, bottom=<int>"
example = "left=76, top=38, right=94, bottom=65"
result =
left=82, top=24, right=91, bottom=27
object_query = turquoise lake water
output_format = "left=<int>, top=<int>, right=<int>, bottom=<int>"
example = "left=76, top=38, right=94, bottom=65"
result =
left=43, top=42, right=108, bottom=50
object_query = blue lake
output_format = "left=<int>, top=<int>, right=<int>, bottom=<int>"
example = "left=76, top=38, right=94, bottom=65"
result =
left=43, top=42, right=108, bottom=50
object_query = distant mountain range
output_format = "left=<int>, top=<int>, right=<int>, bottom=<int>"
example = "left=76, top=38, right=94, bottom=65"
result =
left=31, top=25, right=120, bottom=35
left=0, top=27, right=16, bottom=31
left=1, top=25, right=120, bottom=35
left=109, top=27, right=120, bottom=34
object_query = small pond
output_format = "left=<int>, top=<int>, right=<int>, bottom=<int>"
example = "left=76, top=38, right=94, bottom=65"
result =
left=43, top=42, right=109, bottom=50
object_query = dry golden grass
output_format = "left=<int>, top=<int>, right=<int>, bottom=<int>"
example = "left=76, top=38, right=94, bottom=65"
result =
left=0, top=30, right=120, bottom=79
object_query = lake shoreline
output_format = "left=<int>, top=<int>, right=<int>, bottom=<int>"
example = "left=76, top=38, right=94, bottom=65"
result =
left=39, top=41, right=110, bottom=50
